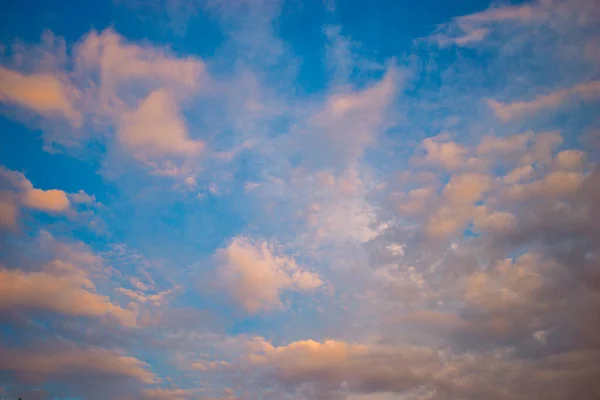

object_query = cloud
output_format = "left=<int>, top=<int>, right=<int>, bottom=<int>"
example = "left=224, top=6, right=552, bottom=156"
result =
left=2, top=1, right=600, bottom=399
left=464, top=252, right=544, bottom=312
left=21, top=188, right=70, bottom=212
left=0, top=195, right=19, bottom=228
left=488, top=81, right=600, bottom=121
left=0, top=344, right=155, bottom=384
left=521, top=131, right=563, bottom=166
left=502, top=170, right=585, bottom=201
left=458, top=3, right=538, bottom=25
left=75, top=28, right=204, bottom=112
left=0, top=166, right=71, bottom=220
left=396, top=186, right=437, bottom=216
left=477, top=132, right=534, bottom=155
left=303, top=66, right=399, bottom=164
left=0, top=262, right=137, bottom=326
left=140, top=387, right=202, bottom=400
left=118, top=89, right=204, bottom=162
left=432, top=2, right=540, bottom=47
left=245, top=337, right=442, bottom=395
left=215, top=237, right=323, bottom=313
left=425, top=173, right=491, bottom=237
left=70, top=189, right=99, bottom=205
left=472, top=206, right=517, bottom=234
left=419, top=134, right=467, bottom=171
left=554, top=149, right=586, bottom=170
left=0, top=66, right=82, bottom=126
left=503, top=165, right=535, bottom=184
left=117, top=286, right=178, bottom=307
left=1, top=28, right=208, bottom=177
left=72, top=28, right=208, bottom=175
left=445, top=27, right=489, bottom=46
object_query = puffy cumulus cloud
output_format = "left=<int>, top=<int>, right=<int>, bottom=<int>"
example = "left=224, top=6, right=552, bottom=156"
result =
left=0, top=167, right=100, bottom=230
left=425, top=173, right=491, bottom=238
left=464, top=253, right=545, bottom=314
left=237, top=337, right=445, bottom=396
left=472, top=206, right=517, bottom=235
left=0, top=166, right=71, bottom=221
left=21, top=188, right=70, bottom=212
left=419, top=134, right=467, bottom=171
left=502, top=170, right=585, bottom=201
left=0, top=230, right=141, bottom=328
left=0, top=344, right=155, bottom=385
left=395, top=185, right=437, bottom=216
left=0, top=66, right=82, bottom=126
left=443, top=173, right=491, bottom=204
left=0, top=261, right=137, bottom=326
left=215, top=237, right=323, bottom=313
left=489, top=81, right=600, bottom=122
left=1, top=28, right=208, bottom=177
left=554, top=149, right=586, bottom=171
left=521, top=131, right=564, bottom=166
left=207, top=334, right=600, bottom=400
left=118, top=89, right=204, bottom=164
left=437, top=246, right=599, bottom=351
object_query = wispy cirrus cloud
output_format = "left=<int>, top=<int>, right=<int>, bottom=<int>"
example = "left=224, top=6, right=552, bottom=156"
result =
left=489, top=80, right=600, bottom=121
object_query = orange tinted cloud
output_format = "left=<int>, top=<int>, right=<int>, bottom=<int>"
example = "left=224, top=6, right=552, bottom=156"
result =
left=216, top=237, right=323, bottom=313
left=0, top=66, right=81, bottom=126
left=0, top=345, right=155, bottom=384
left=0, top=264, right=137, bottom=326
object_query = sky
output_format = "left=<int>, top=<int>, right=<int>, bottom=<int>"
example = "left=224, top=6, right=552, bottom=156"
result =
left=0, top=0, right=599, bottom=399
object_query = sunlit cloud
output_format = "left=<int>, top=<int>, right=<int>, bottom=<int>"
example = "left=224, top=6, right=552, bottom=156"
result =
left=1, top=0, right=600, bottom=398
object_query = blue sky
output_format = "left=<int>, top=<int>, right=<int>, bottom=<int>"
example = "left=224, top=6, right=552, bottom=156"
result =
left=1, top=0, right=600, bottom=399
